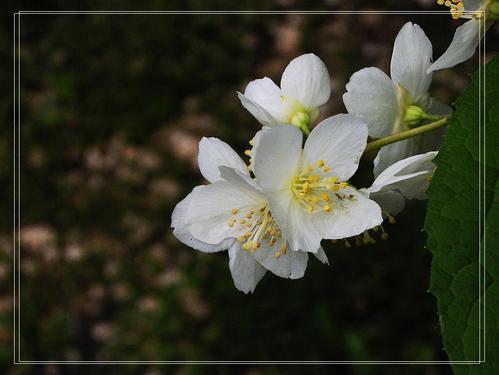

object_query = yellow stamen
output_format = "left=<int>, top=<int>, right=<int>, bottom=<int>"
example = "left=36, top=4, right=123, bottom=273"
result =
left=292, top=159, right=348, bottom=214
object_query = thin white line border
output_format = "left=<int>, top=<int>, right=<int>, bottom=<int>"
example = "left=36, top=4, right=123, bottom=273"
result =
left=12, top=9, right=487, bottom=365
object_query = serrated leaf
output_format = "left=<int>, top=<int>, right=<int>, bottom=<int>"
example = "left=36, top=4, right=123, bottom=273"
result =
left=424, top=55, right=499, bottom=374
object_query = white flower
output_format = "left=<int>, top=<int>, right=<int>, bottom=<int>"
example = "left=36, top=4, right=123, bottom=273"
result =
left=362, top=151, right=438, bottom=217
left=251, top=114, right=383, bottom=253
left=428, top=0, right=495, bottom=72
left=238, top=53, right=331, bottom=131
left=171, top=137, right=328, bottom=294
left=343, top=22, right=451, bottom=177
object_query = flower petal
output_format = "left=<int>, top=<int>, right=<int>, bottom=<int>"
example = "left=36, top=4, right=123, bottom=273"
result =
left=303, top=114, right=368, bottom=181
left=198, top=137, right=249, bottom=183
left=266, top=189, right=323, bottom=252
left=311, top=187, right=383, bottom=239
left=186, top=181, right=265, bottom=245
left=427, top=19, right=482, bottom=73
left=280, top=53, right=331, bottom=108
left=390, top=22, right=433, bottom=98
left=252, top=243, right=308, bottom=279
left=370, top=190, right=406, bottom=216
left=427, top=97, right=453, bottom=117
left=253, top=125, right=303, bottom=192
left=369, top=151, right=437, bottom=194
left=370, top=151, right=436, bottom=203
left=228, top=243, right=266, bottom=294
left=313, top=246, right=329, bottom=265
left=171, top=187, right=235, bottom=252
left=373, top=137, right=420, bottom=178
left=343, top=67, right=399, bottom=138
left=239, top=77, right=289, bottom=123
left=238, top=93, right=280, bottom=127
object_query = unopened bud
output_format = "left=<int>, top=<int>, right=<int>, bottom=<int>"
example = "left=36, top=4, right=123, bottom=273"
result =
left=404, top=105, right=427, bottom=127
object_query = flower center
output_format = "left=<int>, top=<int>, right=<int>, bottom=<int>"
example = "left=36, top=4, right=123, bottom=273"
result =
left=291, top=159, right=348, bottom=213
left=280, top=95, right=319, bottom=133
left=227, top=206, right=287, bottom=258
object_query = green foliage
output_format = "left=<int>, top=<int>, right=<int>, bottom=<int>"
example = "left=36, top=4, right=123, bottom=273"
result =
left=425, top=55, right=499, bottom=373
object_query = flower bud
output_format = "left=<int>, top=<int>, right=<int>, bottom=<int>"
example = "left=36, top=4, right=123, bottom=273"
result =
left=404, top=105, right=427, bottom=127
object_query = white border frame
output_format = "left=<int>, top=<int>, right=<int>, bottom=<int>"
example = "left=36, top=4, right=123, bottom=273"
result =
left=12, top=10, right=487, bottom=365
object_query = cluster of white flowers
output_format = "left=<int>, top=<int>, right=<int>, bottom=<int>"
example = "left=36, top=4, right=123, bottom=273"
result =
left=171, top=11, right=495, bottom=293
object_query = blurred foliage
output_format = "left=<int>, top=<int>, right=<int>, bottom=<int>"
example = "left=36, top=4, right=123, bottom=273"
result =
left=1, top=1, right=498, bottom=374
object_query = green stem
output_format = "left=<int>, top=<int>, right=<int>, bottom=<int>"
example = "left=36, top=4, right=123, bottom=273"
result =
left=363, top=117, right=448, bottom=155
left=301, top=124, right=311, bottom=136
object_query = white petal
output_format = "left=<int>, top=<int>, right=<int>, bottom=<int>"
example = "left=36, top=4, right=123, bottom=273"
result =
left=186, top=181, right=265, bottom=245
left=311, top=187, right=383, bottom=239
left=370, top=190, right=406, bottom=216
left=171, top=187, right=235, bottom=252
left=198, top=137, right=249, bottom=183
left=427, top=19, right=481, bottom=72
left=239, top=77, right=289, bottom=123
left=390, top=152, right=436, bottom=200
left=427, top=97, right=453, bottom=117
left=313, top=246, right=329, bottom=265
left=266, top=189, right=323, bottom=252
left=370, top=151, right=436, bottom=203
left=396, top=172, right=433, bottom=200
left=390, top=22, right=433, bottom=98
left=303, top=114, right=368, bottom=181
left=218, top=166, right=262, bottom=193
left=252, top=244, right=308, bottom=279
left=253, top=125, right=302, bottom=192
left=369, top=151, right=437, bottom=194
left=373, top=137, right=420, bottom=178
left=343, top=67, right=399, bottom=138
left=280, top=53, right=331, bottom=108
left=228, top=243, right=266, bottom=294
left=238, top=93, right=279, bottom=127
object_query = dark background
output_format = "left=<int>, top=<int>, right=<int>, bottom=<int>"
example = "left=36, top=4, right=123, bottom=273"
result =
left=1, top=0, right=498, bottom=374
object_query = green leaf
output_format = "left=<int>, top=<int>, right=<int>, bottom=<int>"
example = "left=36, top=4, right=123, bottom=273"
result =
left=424, top=54, right=499, bottom=373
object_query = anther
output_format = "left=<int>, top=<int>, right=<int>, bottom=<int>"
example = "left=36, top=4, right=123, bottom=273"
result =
left=279, top=242, right=287, bottom=255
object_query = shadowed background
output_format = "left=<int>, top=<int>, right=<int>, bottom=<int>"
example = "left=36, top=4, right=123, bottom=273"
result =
left=1, top=0, right=498, bottom=374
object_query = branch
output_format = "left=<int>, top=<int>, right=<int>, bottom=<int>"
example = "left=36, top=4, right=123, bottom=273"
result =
left=363, top=118, right=448, bottom=155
